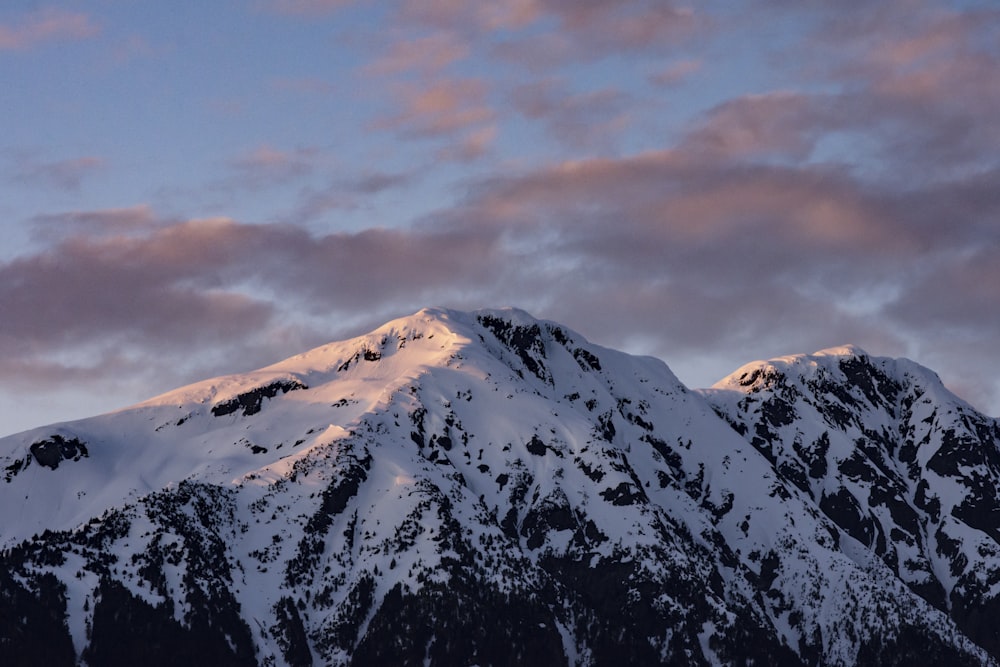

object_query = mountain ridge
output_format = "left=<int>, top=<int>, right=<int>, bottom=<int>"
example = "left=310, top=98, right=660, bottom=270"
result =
left=703, top=343, right=1000, bottom=658
left=1, top=307, right=997, bottom=666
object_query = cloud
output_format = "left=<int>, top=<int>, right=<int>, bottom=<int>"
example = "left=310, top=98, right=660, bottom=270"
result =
left=28, top=205, right=159, bottom=242
left=366, top=32, right=470, bottom=75
left=358, top=2, right=699, bottom=160
left=227, top=145, right=319, bottom=189
left=510, top=80, right=632, bottom=150
left=6, top=133, right=1000, bottom=416
left=6, top=0, right=1000, bottom=427
left=359, top=17, right=498, bottom=163
left=532, top=0, right=705, bottom=58
left=751, top=2, right=1000, bottom=179
left=371, top=76, right=497, bottom=161
left=11, top=155, right=105, bottom=191
left=436, top=125, right=497, bottom=163
left=412, top=136, right=1000, bottom=409
left=351, top=170, right=416, bottom=194
left=0, top=218, right=273, bottom=349
left=288, top=189, right=356, bottom=222
left=288, top=169, right=418, bottom=222
left=649, top=59, right=703, bottom=86
left=0, top=213, right=504, bottom=388
left=500, top=2, right=706, bottom=67
left=885, top=206, right=1000, bottom=334
left=400, top=0, right=708, bottom=64
left=444, top=151, right=911, bottom=284
left=0, top=8, right=99, bottom=50
left=679, top=92, right=833, bottom=162
left=377, top=78, right=494, bottom=138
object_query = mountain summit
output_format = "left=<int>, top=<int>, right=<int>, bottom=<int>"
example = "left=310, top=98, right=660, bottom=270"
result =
left=1, top=307, right=998, bottom=666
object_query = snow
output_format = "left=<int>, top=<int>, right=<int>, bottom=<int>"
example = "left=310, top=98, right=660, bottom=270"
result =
left=0, top=307, right=997, bottom=666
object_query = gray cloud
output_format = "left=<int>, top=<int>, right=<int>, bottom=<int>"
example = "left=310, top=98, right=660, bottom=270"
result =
left=4, top=0, right=1000, bottom=432
left=286, top=169, right=419, bottom=222
left=28, top=205, right=159, bottom=242
left=510, top=80, right=633, bottom=150
left=408, top=136, right=1000, bottom=411
left=758, top=1, right=1000, bottom=179
left=9, top=128, right=998, bottom=413
left=0, top=214, right=505, bottom=391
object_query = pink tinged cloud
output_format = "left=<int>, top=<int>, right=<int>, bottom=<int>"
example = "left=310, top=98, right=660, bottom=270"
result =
left=859, top=9, right=1000, bottom=110
left=501, top=1, right=706, bottom=66
left=544, top=0, right=701, bottom=48
left=364, top=27, right=495, bottom=159
left=438, top=150, right=944, bottom=305
left=0, top=223, right=274, bottom=354
left=0, top=8, right=99, bottom=50
left=0, top=215, right=505, bottom=370
left=5, top=150, right=1000, bottom=412
left=374, top=79, right=494, bottom=137
left=798, top=4, right=1000, bottom=173
left=400, top=0, right=706, bottom=66
left=429, top=155, right=996, bottom=414
left=367, top=32, right=470, bottom=75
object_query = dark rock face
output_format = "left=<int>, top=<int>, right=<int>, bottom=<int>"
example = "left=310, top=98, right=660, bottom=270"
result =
left=3, top=454, right=29, bottom=482
left=477, top=314, right=552, bottom=384
left=28, top=434, right=89, bottom=470
left=211, top=379, right=306, bottom=417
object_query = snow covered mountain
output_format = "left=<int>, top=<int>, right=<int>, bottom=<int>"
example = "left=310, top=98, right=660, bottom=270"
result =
left=0, top=308, right=997, bottom=666
left=704, top=346, right=1000, bottom=661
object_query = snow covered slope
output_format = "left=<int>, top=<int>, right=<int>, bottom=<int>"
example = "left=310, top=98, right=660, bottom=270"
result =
left=0, top=309, right=996, bottom=666
left=704, top=345, right=1000, bottom=660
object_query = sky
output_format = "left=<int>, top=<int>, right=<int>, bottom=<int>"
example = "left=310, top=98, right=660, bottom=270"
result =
left=2, top=0, right=999, bottom=437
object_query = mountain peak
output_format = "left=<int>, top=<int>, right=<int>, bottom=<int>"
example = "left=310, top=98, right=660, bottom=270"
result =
left=711, top=344, right=879, bottom=393
left=380, top=305, right=547, bottom=333
left=1, top=308, right=998, bottom=666
left=812, top=343, right=869, bottom=358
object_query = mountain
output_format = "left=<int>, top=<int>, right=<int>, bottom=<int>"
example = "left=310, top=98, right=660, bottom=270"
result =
left=704, top=346, right=1000, bottom=659
left=0, top=307, right=997, bottom=666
